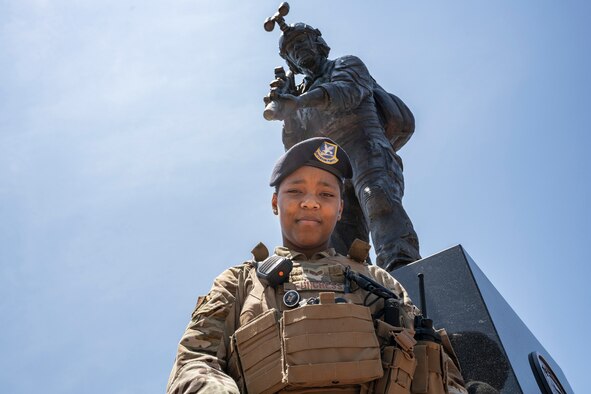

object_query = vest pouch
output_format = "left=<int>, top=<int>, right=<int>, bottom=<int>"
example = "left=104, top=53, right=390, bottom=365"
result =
left=234, top=308, right=286, bottom=394
left=411, top=341, right=447, bottom=394
left=281, top=293, right=383, bottom=387
left=374, top=346, right=417, bottom=394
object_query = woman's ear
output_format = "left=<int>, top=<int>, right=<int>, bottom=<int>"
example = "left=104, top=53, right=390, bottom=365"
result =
left=272, top=193, right=279, bottom=215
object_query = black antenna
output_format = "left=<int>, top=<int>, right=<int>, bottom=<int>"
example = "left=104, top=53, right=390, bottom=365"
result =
left=414, top=272, right=441, bottom=343
left=418, top=273, right=427, bottom=318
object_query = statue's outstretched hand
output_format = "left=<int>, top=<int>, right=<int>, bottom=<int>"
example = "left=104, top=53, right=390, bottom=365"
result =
left=276, top=93, right=299, bottom=116
left=263, top=88, right=325, bottom=121
left=263, top=93, right=299, bottom=121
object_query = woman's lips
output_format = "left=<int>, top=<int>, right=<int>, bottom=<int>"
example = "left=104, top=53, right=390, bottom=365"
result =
left=296, top=217, right=321, bottom=224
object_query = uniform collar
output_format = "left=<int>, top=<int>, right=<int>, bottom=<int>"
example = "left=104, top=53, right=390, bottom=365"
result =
left=274, top=246, right=336, bottom=261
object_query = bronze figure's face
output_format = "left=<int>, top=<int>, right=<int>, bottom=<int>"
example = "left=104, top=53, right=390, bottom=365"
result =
left=272, top=165, right=343, bottom=257
left=284, top=33, right=324, bottom=75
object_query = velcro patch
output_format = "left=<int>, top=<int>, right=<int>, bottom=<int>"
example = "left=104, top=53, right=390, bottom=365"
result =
left=293, top=280, right=345, bottom=292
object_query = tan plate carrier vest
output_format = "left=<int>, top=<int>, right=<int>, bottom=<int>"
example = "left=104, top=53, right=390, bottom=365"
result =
left=232, top=291, right=434, bottom=394
left=229, top=261, right=453, bottom=394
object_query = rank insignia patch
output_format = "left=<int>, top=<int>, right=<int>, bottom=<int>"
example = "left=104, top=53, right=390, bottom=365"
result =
left=314, top=141, right=339, bottom=165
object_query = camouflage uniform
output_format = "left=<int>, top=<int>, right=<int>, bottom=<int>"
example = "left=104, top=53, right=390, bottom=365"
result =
left=167, top=247, right=466, bottom=393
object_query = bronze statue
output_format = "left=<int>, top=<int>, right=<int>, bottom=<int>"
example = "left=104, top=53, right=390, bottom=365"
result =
left=263, top=2, right=420, bottom=271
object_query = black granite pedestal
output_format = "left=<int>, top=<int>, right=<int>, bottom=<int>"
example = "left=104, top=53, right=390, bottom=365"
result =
left=393, top=245, right=572, bottom=393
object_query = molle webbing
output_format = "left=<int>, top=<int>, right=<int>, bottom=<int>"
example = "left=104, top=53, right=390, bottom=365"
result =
left=233, top=293, right=383, bottom=392
left=374, top=346, right=417, bottom=394
left=234, top=309, right=284, bottom=394
left=373, top=320, right=417, bottom=394
left=411, top=341, right=447, bottom=394
left=282, top=299, right=383, bottom=387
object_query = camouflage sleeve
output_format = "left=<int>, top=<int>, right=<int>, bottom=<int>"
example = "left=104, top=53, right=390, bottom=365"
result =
left=166, top=265, right=249, bottom=394
left=319, top=55, right=374, bottom=113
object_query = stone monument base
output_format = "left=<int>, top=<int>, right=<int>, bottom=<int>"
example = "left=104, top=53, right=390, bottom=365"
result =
left=393, top=245, right=572, bottom=393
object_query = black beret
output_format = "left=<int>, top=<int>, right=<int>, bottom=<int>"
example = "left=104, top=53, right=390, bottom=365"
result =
left=270, top=137, right=353, bottom=187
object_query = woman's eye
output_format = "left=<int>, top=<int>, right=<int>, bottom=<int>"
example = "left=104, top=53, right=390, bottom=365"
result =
left=320, top=192, right=335, bottom=198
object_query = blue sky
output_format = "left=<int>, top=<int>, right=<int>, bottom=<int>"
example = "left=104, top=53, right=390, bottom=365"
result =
left=1, top=1, right=589, bottom=392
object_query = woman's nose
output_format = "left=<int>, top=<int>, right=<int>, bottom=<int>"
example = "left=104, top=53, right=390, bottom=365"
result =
left=301, top=196, right=320, bottom=209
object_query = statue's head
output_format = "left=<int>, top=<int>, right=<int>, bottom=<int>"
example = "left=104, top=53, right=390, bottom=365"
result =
left=263, top=3, right=330, bottom=75
left=279, top=23, right=331, bottom=74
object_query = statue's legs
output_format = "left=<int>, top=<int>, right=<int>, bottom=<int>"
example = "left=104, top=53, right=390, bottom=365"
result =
left=351, top=140, right=421, bottom=271
left=330, top=180, right=370, bottom=258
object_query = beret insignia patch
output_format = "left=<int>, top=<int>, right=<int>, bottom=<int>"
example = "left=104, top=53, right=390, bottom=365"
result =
left=314, top=141, right=339, bottom=165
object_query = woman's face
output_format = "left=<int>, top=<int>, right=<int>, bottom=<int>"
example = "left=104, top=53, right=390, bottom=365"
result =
left=272, top=165, right=343, bottom=257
